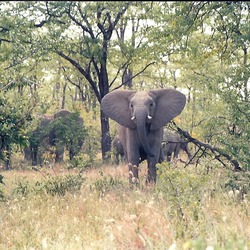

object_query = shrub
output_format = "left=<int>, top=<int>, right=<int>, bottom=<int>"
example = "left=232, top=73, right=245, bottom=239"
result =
left=156, top=162, right=209, bottom=220
left=90, top=171, right=124, bottom=197
left=12, top=174, right=85, bottom=198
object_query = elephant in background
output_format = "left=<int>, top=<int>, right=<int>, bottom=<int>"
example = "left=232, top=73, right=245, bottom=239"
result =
left=24, top=114, right=54, bottom=166
left=161, top=129, right=192, bottom=162
left=111, top=134, right=126, bottom=165
left=51, top=109, right=84, bottom=162
left=101, top=88, right=186, bottom=184
left=24, top=109, right=85, bottom=166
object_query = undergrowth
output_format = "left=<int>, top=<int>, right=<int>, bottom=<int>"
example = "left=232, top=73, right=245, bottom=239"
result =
left=0, top=162, right=249, bottom=250
left=11, top=173, right=85, bottom=198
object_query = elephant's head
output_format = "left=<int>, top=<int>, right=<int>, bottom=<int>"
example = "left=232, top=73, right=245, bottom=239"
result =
left=101, top=88, right=186, bottom=157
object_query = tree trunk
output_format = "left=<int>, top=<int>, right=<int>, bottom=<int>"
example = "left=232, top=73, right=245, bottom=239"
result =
left=61, top=82, right=67, bottom=109
left=100, top=109, right=111, bottom=161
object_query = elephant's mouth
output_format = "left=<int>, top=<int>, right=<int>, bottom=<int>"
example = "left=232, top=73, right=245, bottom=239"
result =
left=131, top=115, right=152, bottom=122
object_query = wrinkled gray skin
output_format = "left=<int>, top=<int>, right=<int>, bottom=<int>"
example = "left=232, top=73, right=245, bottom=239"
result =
left=24, top=110, right=84, bottom=165
left=111, top=135, right=126, bottom=165
left=161, top=129, right=192, bottom=162
left=101, top=88, right=186, bottom=184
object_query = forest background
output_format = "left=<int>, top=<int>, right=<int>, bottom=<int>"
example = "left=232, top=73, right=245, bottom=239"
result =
left=0, top=1, right=249, bottom=170
left=0, top=2, right=249, bottom=249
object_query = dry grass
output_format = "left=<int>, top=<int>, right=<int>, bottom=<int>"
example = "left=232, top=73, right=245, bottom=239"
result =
left=0, top=161, right=249, bottom=250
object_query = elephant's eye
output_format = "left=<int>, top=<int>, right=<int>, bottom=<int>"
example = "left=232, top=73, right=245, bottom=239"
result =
left=150, top=103, right=153, bottom=107
left=130, top=104, right=133, bottom=108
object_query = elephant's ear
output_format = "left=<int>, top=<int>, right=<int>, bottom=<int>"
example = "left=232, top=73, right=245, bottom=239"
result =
left=149, top=88, right=186, bottom=130
left=101, top=89, right=137, bottom=129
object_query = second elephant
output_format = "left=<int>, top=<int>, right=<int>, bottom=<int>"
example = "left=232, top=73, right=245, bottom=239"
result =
left=24, top=114, right=54, bottom=165
left=51, top=109, right=85, bottom=162
left=24, top=109, right=85, bottom=165
left=111, top=135, right=126, bottom=165
left=161, top=129, right=192, bottom=162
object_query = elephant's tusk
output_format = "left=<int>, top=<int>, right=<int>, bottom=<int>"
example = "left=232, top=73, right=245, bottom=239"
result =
left=131, top=116, right=136, bottom=120
left=147, top=115, right=152, bottom=120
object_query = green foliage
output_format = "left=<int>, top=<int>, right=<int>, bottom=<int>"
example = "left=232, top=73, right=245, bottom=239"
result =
left=12, top=174, right=85, bottom=198
left=12, top=178, right=31, bottom=197
left=81, top=125, right=100, bottom=163
left=66, top=154, right=94, bottom=171
left=0, top=1, right=249, bottom=166
left=216, top=85, right=250, bottom=170
left=90, top=171, right=125, bottom=197
left=0, top=174, right=6, bottom=201
left=37, top=174, right=85, bottom=196
left=156, top=162, right=209, bottom=221
left=50, top=112, right=86, bottom=159
left=156, top=161, right=250, bottom=243
left=182, top=238, right=207, bottom=250
left=224, top=171, right=250, bottom=200
left=25, top=111, right=88, bottom=165
left=0, top=93, right=32, bottom=166
left=0, top=187, right=5, bottom=202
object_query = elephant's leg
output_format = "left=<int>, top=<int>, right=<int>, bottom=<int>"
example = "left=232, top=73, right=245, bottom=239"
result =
left=158, top=148, right=164, bottom=163
left=128, top=163, right=139, bottom=185
left=173, top=143, right=180, bottom=160
left=69, top=140, right=81, bottom=160
left=164, top=143, right=172, bottom=162
left=146, top=160, right=157, bottom=184
left=68, top=141, right=73, bottom=160
left=167, top=153, right=171, bottom=162
left=115, top=153, right=119, bottom=165
left=184, top=144, right=192, bottom=160
left=55, top=145, right=64, bottom=162
left=32, top=146, right=38, bottom=166
left=55, top=152, right=63, bottom=162
left=24, top=146, right=32, bottom=161
left=146, top=144, right=161, bottom=184
left=126, top=132, right=140, bottom=185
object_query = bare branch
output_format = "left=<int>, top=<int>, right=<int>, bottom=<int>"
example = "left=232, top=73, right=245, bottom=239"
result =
left=112, top=61, right=156, bottom=90
left=109, top=60, right=131, bottom=88
left=61, top=66, right=86, bottom=102
left=56, top=50, right=101, bottom=101
left=171, top=122, right=241, bottom=171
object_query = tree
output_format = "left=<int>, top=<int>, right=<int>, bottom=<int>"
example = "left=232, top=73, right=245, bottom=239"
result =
left=155, top=2, right=250, bottom=169
left=0, top=86, right=35, bottom=169
left=0, top=1, right=249, bottom=170
left=1, top=1, right=161, bottom=160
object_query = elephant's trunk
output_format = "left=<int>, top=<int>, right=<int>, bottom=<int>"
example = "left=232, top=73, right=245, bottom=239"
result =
left=135, top=109, right=154, bottom=157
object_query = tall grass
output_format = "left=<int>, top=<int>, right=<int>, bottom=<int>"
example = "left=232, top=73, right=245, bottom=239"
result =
left=0, top=162, right=249, bottom=250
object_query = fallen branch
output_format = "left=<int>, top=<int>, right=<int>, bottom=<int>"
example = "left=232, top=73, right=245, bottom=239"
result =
left=171, top=122, right=241, bottom=171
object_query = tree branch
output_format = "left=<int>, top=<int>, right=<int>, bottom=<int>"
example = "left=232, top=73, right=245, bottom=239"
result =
left=56, top=50, right=101, bottom=101
left=171, top=122, right=242, bottom=171
left=112, top=61, right=156, bottom=90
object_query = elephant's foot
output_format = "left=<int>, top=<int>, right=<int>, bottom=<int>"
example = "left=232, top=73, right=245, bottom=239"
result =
left=146, top=166, right=157, bottom=184
left=172, top=157, right=180, bottom=164
left=128, top=163, right=139, bottom=187
left=146, top=175, right=156, bottom=185
left=146, top=162, right=156, bottom=185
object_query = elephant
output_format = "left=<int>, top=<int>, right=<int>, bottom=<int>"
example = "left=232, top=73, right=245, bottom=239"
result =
left=101, top=88, right=186, bottom=184
left=24, top=114, right=54, bottom=166
left=111, top=134, right=126, bottom=164
left=51, top=109, right=85, bottom=162
left=24, top=110, right=85, bottom=166
left=161, top=129, right=192, bottom=162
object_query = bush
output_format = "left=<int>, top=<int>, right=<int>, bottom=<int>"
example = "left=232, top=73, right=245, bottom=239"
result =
left=12, top=174, right=85, bottom=198
left=90, top=171, right=125, bottom=197
left=224, top=171, right=250, bottom=201
left=156, top=162, right=209, bottom=220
